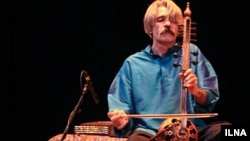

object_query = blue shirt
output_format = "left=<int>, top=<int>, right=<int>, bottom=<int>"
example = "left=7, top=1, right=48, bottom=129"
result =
left=107, top=44, right=219, bottom=137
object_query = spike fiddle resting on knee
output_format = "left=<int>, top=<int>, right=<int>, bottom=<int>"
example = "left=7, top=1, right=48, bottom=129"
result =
left=149, top=118, right=198, bottom=141
left=163, top=119, right=198, bottom=141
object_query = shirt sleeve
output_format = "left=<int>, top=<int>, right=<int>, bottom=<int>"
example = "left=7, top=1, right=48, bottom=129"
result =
left=191, top=44, right=220, bottom=113
left=107, top=60, right=135, bottom=137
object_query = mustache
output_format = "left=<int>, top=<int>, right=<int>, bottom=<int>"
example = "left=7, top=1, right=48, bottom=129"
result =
left=159, top=27, right=175, bottom=36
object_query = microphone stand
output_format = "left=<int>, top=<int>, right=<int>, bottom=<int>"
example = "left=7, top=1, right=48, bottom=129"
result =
left=60, top=84, right=88, bottom=141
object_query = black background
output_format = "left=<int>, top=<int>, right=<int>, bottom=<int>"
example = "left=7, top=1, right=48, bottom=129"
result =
left=1, top=0, right=249, bottom=141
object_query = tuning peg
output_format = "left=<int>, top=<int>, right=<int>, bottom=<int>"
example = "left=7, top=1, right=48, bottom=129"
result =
left=174, top=42, right=182, bottom=48
left=191, top=32, right=197, bottom=36
left=173, top=62, right=181, bottom=67
left=173, top=52, right=181, bottom=58
left=190, top=39, right=197, bottom=42
left=191, top=27, right=197, bottom=31
left=191, top=60, right=198, bottom=65
left=191, top=50, right=199, bottom=56
left=191, top=22, right=197, bottom=25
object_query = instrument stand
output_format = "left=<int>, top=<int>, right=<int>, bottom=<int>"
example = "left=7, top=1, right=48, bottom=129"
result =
left=60, top=84, right=88, bottom=141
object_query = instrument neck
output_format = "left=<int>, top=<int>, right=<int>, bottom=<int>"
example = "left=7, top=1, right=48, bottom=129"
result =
left=180, top=2, right=192, bottom=129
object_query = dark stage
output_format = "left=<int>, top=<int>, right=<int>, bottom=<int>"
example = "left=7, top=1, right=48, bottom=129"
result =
left=1, top=0, right=248, bottom=141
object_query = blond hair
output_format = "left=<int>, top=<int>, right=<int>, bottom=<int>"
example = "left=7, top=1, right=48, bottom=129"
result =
left=143, top=0, right=183, bottom=37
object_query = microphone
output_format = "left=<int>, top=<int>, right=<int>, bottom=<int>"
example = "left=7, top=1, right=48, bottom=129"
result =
left=82, top=70, right=100, bottom=104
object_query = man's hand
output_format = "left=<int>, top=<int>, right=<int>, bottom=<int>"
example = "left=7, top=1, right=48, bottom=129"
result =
left=179, top=68, right=199, bottom=94
left=179, top=68, right=206, bottom=105
left=107, top=109, right=129, bottom=130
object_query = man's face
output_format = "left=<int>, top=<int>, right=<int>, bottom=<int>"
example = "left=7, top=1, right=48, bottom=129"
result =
left=151, top=6, right=179, bottom=44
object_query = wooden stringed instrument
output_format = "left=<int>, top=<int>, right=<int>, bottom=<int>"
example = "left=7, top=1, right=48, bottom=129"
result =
left=149, top=2, right=198, bottom=141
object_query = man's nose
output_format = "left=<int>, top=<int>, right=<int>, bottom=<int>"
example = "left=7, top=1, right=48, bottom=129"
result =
left=165, top=21, right=171, bottom=28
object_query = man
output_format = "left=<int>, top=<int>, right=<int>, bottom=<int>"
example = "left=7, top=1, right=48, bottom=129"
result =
left=107, top=0, right=230, bottom=141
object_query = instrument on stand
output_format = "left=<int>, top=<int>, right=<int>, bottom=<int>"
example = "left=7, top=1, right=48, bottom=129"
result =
left=49, top=121, right=128, bottom=141
left=74, top=121, right=116, bottom=137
